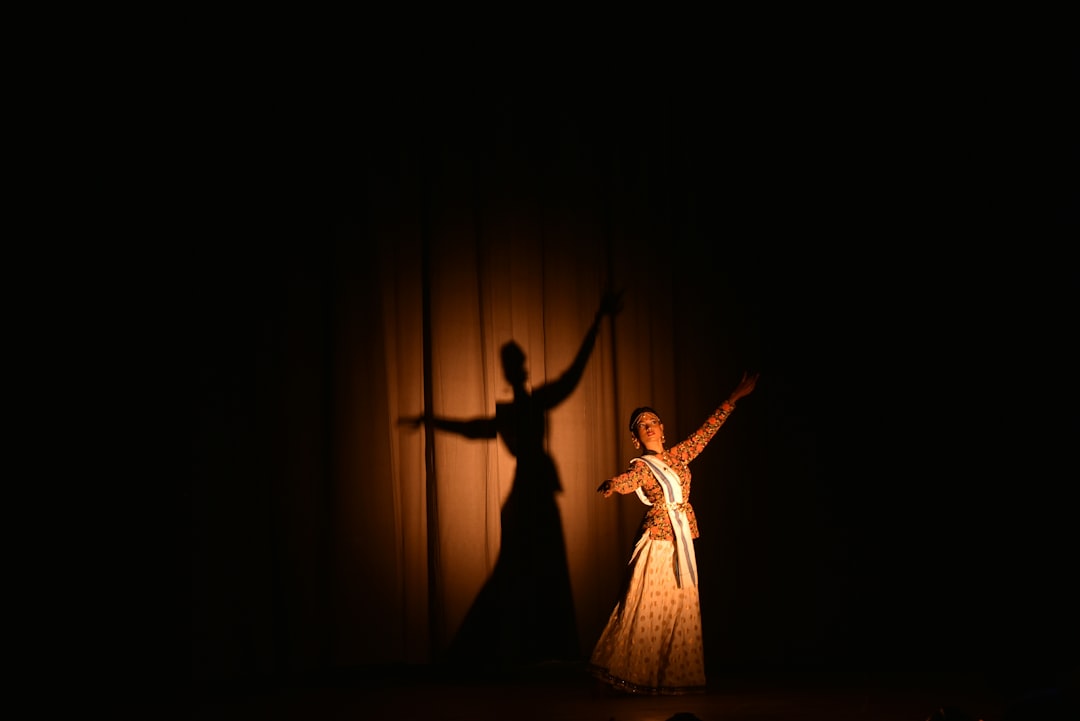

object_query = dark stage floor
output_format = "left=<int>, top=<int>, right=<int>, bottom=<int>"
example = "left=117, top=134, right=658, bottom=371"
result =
left=188, top=662, right=1078, bottom=721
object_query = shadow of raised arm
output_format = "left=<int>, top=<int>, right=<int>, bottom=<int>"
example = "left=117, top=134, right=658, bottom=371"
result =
left=533, top=288, right=623, bottom=410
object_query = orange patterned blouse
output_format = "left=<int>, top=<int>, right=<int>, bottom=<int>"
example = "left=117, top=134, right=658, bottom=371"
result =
left=606, top=401, right=735, bottom=541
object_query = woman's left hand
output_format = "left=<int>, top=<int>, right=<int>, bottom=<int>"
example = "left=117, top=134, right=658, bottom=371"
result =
left=729, top=370, right=760, bottom=402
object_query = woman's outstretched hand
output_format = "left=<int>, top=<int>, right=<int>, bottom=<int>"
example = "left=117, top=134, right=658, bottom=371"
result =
left=728, top=371, right=760, bottom=404
left=597, top=480, right=613, bottom=497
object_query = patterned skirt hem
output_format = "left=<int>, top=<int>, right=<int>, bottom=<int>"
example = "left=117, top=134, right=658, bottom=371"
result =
left=587, top=664, right=707, bottom=696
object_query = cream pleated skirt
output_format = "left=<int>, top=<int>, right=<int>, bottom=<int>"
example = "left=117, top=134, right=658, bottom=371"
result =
left=588, top=535, right=706, bottom=695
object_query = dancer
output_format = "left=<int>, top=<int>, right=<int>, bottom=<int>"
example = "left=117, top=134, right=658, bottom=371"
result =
left=590, top=371, right=759, bottom=694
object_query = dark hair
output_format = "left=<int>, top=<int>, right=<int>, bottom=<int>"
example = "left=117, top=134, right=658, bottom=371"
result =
left=628, top=406, right=661, bottom=433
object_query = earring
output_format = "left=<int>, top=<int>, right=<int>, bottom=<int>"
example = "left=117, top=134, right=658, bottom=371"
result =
left=661, top=435, right=666, bottom=443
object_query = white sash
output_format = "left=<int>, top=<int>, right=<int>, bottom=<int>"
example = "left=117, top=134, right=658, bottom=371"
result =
left=632, top=455, right=699, bottom=588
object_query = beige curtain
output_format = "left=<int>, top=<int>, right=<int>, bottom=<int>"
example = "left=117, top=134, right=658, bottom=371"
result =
left=329, top=126, right=694, bottom=666
left=189, top=99, right=762, bottom=682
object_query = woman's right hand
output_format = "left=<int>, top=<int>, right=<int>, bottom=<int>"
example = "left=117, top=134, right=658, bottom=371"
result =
left=596, top=480, right=613, bottom=497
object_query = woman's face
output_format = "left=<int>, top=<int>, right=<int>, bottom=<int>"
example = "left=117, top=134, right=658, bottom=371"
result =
left=633, top=413, right=663, bottom=445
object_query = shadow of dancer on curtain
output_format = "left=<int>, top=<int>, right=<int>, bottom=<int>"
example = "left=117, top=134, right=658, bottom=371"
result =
left=402, top=288, right=623, bottom=675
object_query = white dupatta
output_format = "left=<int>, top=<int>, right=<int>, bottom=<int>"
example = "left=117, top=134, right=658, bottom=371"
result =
left=631, top=455, right=699, bottom=588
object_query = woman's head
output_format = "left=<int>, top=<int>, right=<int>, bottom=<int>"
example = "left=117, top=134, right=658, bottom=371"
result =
left=628, top=406, right=665, bottom=451
left=628, top=407, right=660, bottom=433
